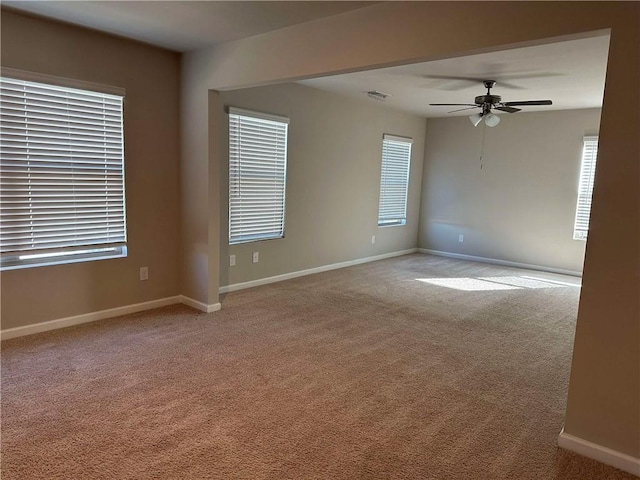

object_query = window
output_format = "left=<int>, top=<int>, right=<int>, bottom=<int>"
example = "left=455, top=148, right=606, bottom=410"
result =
left=228, top=107, right=288, bottom=244
left=378, top=134, right=412, bottom=226
left=0, top=74, right=126, bottom=270
left=573, top=136, right=598, bottom=240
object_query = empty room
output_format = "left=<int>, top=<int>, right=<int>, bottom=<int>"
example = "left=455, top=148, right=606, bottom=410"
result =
left=1, top=2, right=638, bottom=479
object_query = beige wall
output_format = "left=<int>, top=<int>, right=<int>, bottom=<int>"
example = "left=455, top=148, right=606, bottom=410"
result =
left=0, top=11, right=181, bottom=329
left=419, top=108, right=602, bottom=273
left=1, top=0, right=637, bottom=464
left=181, top=1, right=639, bottom=460
left=179, top=55, right=210, bottom=305
left=217, top=83, right=425, bottom=287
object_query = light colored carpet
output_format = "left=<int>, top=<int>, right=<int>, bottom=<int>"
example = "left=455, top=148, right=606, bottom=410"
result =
left=1, top=254, right=635, bottom=479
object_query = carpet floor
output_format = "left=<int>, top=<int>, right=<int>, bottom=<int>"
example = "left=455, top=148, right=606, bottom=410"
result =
left=1, top=254, right=635, bottom=479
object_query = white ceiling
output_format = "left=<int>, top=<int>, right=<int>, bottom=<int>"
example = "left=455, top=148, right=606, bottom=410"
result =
left=300, top=35, right=610, bottom=118
left=3, top=1, right=375, bottom=52
left=4, top=2, right=609, bottom=118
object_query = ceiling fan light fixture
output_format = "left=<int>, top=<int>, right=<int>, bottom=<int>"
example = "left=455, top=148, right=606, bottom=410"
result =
left=432, top=80, right=552, bottom=127
left=469, top=113, right=483, bottom=127
left=484, top=113, right=501, bottom=127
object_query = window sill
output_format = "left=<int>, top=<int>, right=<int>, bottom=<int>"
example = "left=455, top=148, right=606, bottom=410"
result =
left=378, top=222, right=407, bottom=228
left=1, top=247, right=127, bottom=271
left=229, top=235, right=285, bottom=245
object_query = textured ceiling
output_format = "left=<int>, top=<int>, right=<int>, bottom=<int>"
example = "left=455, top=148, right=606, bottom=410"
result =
left=300, top=35, right=610, bottom=118
left=4, top=3, right=609, bottom=118
left=3, top=1, right=375, bottom=52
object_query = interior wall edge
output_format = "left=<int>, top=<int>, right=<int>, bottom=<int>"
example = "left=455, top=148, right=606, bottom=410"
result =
left=180, top=296, right=221, bottom=314
left=558, top=428, right=640, bottom=477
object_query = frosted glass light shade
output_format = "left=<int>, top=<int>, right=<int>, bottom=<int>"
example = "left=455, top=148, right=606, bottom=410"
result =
left=469, top=113, right=483, bottom=127
left=484, top=113, right=501, bottom=127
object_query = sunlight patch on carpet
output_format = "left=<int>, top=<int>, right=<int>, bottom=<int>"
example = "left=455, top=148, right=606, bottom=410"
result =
left=416, top=276, right=579, bottom=291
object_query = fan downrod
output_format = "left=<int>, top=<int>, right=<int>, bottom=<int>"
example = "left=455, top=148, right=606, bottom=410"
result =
left=483, top=80, right=497, bottom=92
left=475, top=80, right=500, bottom=110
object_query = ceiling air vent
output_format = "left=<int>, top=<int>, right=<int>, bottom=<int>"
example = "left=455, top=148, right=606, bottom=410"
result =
left=366, top=90, right=390, bottom=102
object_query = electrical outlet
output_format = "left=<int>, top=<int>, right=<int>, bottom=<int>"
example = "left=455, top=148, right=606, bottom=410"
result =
left=139, top=266, right=149, bottom=281
left=371, top=235, right=376, bottom=244
left=458, top=234, right=464, bottom=243
left=229, top=255, right=236, bottom=267
left=252, top=252, right=259, bottom=263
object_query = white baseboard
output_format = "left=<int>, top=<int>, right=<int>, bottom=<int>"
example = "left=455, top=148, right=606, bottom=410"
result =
left=0, top=296, right=182, bottom=341
left=2, top=250, right=415, bottom=339
left=558, top=428, right=640, bottom=477
left=1, top=295, right=225, bottom=341
left=180, top=295, right=221, bottom=313
left=220, top=248, right=418, bottom=294
left=418, top=249, right=582, bottom=277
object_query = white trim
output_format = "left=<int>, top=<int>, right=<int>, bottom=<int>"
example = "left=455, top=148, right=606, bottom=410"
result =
left=0, top=296, right=181, bottom=341
left=1, top=67, right=126, bottom=97
left=558, top=428, right=640, bottom=477
left=0, top=295, right=225, bottom=340
left=417, top=249, right=582, bottom=277
left=1, top=246, right=127, bottom=271
left=383, top=133, right=413, bottom=144
left=228, top=106, right=289, bottom=124
left=180, top=296, right=222, bottom=313
left=220, top=248, right=417, bottom=294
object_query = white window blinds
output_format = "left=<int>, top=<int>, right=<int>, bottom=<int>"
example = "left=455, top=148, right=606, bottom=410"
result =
left=573, top=136, right=598, bottom=240
left=0, top=75, right=126, bottom=269
left=228, top=107, right=288, bottom=244
left=378, top=134, right=412, bottom=226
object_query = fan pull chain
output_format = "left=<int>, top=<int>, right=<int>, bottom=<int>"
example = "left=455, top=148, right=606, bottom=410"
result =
left=479, top=122, right=487, bottom=170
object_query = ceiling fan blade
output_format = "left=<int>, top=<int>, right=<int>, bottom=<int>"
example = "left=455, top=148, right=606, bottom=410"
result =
left=447, top=106, right=480, bottom=113
left=422, top=75, right=479, bottom=90
left=504, top=100, right=553, bottom=106
left=429, top=103, right=478, bottom=106
left=422, top=74, right=546, bottom=90
left=495, top=106, right=521, bottom=113
left=433, top=69, right=523, bottom=90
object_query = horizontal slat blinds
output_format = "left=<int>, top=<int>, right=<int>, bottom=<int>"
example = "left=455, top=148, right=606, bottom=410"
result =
left=0, top=76, right=126, bottom=267
left=228, top=108, right=288, bottom=244
left=378, top=134, right=412, bottom=226
left=573, top=136, right=598, bottom=240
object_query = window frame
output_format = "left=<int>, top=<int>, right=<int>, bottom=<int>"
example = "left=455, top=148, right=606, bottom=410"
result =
left=227, top=107, right=289, bottom=245
left=573, top=136, right=598, bottom=241
left=0, top=69, right=127, bottom=270
left=377, top=134, right=412, bottom=227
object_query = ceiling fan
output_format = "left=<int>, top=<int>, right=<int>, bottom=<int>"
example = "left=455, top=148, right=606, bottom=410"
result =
left=429, top=80, right=552, bottom=127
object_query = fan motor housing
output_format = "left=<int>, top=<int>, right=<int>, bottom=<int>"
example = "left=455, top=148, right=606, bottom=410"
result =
left=475, top=94, right=501, bottom=105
